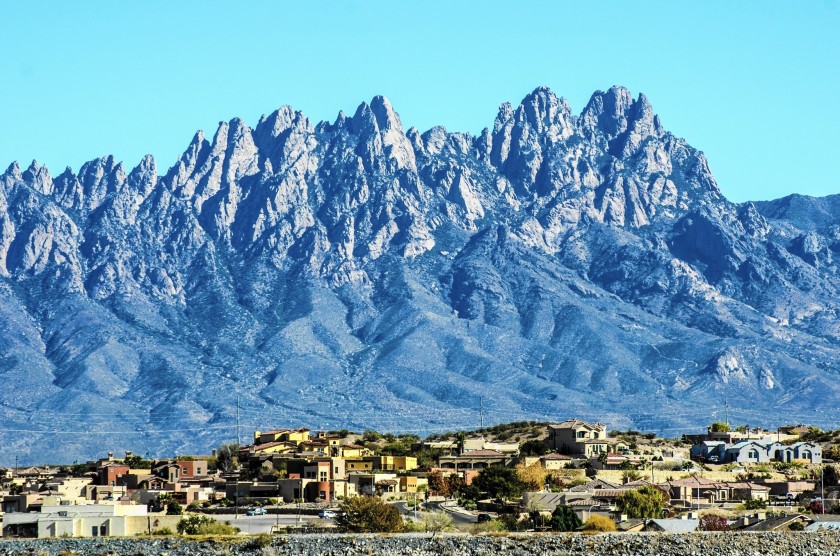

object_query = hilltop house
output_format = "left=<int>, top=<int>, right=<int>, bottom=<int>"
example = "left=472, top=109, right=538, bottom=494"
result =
left=547, top=419, right=627, bottom=457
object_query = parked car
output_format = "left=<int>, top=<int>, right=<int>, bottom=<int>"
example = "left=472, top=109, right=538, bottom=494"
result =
left=319, top=510, right=337, bottom=519
left=246, top=507, right=267, bottom=516
left=476, top=513, right=492, bottom=523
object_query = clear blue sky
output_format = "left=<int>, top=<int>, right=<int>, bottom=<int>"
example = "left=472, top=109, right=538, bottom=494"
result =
left=1, top=0, right=837, bottom=202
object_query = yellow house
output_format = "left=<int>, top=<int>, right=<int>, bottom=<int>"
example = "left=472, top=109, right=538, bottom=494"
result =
left=251, top=441, right=297, bottom=455
left=254, top=428, right=311, bottom=445
left=399, top=475, right=418, bottom=493
left=367, top=456, right=418, bottom=472
left=335, top=445, right=371, bottom=458
left=344, top=458, right=374, bottom=472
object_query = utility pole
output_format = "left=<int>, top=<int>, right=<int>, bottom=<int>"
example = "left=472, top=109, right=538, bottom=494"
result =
left=822, top=465, right=826, bottom=515
left=236, top=395, right=241, bottom=446
left=724, top=387, right=729, bottom=428
left=479, top=397, right=484, bottom=430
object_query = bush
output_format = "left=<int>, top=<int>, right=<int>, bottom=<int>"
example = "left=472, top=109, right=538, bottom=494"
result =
left=699, top=514, right=729, bottom=531
left=710, top=422, right=731, bottom=433
left=177, top=515, right=239, bottom=535
left=581, top=515, right=616, bottom=532
left=186, top=502, right=201, bottom=512
left=244, top=534, right=273, bottom=550
left=149, top=527, right=173, bottom=536
left=789, top=521, right=805, bottom=531
left=166, top=501, right=183, bottom=515
left=335, top=495, right=404, bottom=533
left=420, top=512, right=455, bottom=532
left=519, top=440, right=549, bottom=456
left=744, top=498, right=767, bottom=510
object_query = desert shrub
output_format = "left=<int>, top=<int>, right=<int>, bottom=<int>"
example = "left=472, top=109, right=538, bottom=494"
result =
left=581, top=515, right=616, bottom=532
left=335, top=495, right=404, bottom=532
left=177, top=515, right=239, bottom=535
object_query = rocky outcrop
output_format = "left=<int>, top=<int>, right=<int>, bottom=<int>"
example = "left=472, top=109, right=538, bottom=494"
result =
left=0, top=86, right=839, bottom=462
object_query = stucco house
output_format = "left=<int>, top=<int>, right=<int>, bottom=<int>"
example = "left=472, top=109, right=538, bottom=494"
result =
left=547, top=419, right=609, bottom=456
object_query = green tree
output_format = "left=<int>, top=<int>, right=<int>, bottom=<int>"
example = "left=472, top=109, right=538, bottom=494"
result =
left=550, top=505, right=582, bottom=532
left=710, top=422, right=731, bottom=433
left=519, top=439, right=549, bottom=456
left=362, top=430, right=382, bottom=443
left=823, top=465, right=839, bottom=487
left=335, top=495, right=404, bottom=533
left=615, top=485, right=664, bottom=519
left=473, top=466, right=524, bottom=500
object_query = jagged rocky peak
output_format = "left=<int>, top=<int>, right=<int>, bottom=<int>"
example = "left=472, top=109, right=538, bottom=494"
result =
left=351, top=95, right=416, bottom=172
left=254, top=105, right=315, bottom=174
left=22, top=161, right=54, bottom=195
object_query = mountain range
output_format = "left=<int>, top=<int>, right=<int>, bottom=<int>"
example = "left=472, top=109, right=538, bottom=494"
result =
left=1, top=86, right=838, bottom=464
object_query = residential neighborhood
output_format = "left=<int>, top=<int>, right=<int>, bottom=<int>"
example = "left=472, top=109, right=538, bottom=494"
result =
left=2, top=419, right=840, bottom=538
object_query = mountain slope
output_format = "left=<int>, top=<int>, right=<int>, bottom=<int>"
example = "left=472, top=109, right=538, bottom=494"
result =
left=1, top=86, right=838, bottom=463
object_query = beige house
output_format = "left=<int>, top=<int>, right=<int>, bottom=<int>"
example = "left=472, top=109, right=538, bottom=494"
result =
left=547, top=419, right=609, bottom=456
left=2, top=502, right=178, bottom=538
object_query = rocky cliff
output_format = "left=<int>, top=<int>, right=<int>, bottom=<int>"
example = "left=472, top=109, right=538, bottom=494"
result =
left=1, top=86, right=838, bottom=462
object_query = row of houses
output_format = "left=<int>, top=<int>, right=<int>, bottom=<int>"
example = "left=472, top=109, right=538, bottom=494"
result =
left=690, top=437, right=822, bottom=464
left=1, top=419, right=832, bottom=538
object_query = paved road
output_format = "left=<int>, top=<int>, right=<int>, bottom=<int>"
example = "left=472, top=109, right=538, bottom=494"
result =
left=209, top=513, right=321, bottom=534
left=425, top=501, right=478, bottom=525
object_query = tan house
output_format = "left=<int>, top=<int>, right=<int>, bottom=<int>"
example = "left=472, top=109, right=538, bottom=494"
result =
left=665, top=476, right=770, bottom=506
left=547, top=419, right=609, bottom=456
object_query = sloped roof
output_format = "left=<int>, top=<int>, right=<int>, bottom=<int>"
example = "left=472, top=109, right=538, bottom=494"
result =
left=569, top=478, right=620, bottom=492
left=648, top=519, right=699, bottom=533
left=550, top=419, right=605, bottom=431
left=743, top=514, right=809, bottom=531
left=542, top=453, right=572, bottom=460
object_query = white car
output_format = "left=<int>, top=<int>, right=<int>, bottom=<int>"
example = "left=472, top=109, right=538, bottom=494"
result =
left=319, top=510, right=337, bottom=519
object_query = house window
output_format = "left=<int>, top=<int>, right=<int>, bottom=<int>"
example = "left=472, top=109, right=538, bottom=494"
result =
left=577, top=431, right=586, bottom=438
left=802, top=451, right=811, bottom=460
left=100, top=525, right=107, bottom=536
left=92, top=526, right=98, bottom=537
left=748, top=450, right=759, bottom=460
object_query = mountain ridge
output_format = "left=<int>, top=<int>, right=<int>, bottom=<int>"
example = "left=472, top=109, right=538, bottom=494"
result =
left=0, top=85, right=838, bottom=464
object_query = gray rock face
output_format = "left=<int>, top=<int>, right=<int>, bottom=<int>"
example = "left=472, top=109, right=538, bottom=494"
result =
left=1, top=86, right=838, bottom=463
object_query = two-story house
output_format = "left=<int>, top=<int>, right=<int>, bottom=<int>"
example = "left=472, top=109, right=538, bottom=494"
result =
left=547, top=419, right=609, bottom=456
